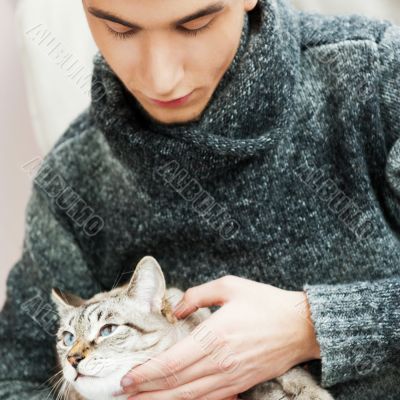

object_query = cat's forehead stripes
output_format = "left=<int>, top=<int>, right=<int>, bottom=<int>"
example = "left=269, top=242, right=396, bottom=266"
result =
left=86, top=303, right=102, bottom=321
left=105, top=311, right=114, bottom=320
left=73, top=301, right=122, bottom=333
left=78, top=301, right=101, bottom=324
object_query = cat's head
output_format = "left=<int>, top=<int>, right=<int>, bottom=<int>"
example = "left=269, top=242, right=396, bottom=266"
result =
left=51, top=255, right=181, bottom=400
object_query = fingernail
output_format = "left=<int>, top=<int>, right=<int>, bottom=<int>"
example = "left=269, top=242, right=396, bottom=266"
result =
left=121, top=376, right=134, bottom=387
left=172, top=301, right=182, bottom=314
left=112, top=388, right=125, bottom=397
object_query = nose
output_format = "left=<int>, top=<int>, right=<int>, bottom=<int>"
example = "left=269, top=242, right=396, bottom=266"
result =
left=67, top=353, right=85, bottom=369
left=142, top=36, right=184, bottom=96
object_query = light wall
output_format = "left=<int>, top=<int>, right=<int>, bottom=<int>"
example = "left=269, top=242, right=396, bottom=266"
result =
left=292, top=0, right=400, bottom=24
left=0, top=0, right=42, bottom=309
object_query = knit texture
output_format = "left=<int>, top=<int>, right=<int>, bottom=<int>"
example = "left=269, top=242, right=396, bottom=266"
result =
left=1, top=0, right=400, bottom=398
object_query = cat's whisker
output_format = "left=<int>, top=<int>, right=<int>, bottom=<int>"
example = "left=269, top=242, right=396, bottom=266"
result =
left=33, top=371, right=65, bottom=400
left=53, top=376, right=66, bottom=399
left=56, top=380, right=68, bottom=400
left=44, top=374, right=65, bottom=400
left=63, top=381, right=72, bottom=400
left=38, top=369, right=64, bottom=389
left=110, top=270, right=131, bottom=291
left=33, top=385, right=56, bottom=399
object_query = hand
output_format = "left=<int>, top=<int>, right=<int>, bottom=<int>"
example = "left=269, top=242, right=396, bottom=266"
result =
left=118, top=275, right=320, bottom=400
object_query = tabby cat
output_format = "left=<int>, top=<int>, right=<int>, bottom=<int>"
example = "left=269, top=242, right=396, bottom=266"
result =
left=50, top=256, right=334, bottom=400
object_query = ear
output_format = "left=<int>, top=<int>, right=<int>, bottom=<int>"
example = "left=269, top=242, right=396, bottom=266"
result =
left=244, top=0, right=258, bottom=12
left=127, top=256, right=166, bottom=314
left=51, top=287, right=85, bottom=317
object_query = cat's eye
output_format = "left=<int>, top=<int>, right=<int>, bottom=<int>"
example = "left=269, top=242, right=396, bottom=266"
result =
left=62, top=331, right=75, bottom=347
left=99, top=324, right=118, bottom=337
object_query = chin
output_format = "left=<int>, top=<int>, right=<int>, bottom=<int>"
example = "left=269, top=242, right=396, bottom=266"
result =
left=64, top=365, right=131, bottom=400
left=135, top=94, right=205, bottom=125
left=145, top=106, right=202, bottom=125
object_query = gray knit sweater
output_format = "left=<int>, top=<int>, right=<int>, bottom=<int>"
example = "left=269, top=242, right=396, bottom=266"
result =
left=1, top=0, right=399, bottom=398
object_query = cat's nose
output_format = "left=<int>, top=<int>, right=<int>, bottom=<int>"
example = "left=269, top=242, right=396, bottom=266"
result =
left=67, top=354, right=85, bottom=369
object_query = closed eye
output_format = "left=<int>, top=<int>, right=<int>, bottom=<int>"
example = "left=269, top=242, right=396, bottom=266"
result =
left=124, top=322, right=158, bottom=335
left=177, top=21, right=214, bottom=37
left=105, top=24, right=137, bottom=40
left=105, top=19, right=214, bottom=40
left=99, top=324, right=119, bottom=337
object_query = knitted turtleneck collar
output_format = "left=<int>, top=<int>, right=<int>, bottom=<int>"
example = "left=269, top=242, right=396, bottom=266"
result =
left=89, top=0, right=300, bottom=177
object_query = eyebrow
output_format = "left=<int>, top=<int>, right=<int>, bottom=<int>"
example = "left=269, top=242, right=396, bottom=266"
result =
left=87, top=2, right=226, bottom=30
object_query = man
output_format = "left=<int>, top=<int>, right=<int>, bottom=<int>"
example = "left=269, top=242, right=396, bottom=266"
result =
left=0, top=0, right=399, bottom=399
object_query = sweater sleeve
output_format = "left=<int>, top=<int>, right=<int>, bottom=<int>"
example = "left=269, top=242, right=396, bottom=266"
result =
left=303, top=278, right=400, bottom=388
left=0, top=165, right=103, bottom=399
left=378, top=22, right=400, bottom=147
left=302, top=22, right=400, bottom=388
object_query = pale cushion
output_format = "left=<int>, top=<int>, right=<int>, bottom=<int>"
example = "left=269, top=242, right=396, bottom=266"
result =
left=15, top=0, right=97, bottom=154
left=291, top=0, right=400, bottom=24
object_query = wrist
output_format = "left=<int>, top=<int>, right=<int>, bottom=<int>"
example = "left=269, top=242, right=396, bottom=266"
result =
left=291, top=291, right=321, bottom=362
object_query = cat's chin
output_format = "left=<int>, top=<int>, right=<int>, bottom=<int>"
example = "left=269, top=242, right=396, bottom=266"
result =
left=69, top=368, right=130, bottom=400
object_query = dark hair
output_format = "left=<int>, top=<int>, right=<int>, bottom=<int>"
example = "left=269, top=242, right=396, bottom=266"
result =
left=248, top=2, right=263, bottom=34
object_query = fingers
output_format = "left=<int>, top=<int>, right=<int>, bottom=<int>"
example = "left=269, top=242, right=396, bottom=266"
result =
left=123, top=350, right=224, bottom=395
left=200, top=389, right=239, bottom=400
left=174, top=277, right=233, bottom=319
left=125, top=372, right=237, bottom=400
left=121, top=326, right=223, bottom=391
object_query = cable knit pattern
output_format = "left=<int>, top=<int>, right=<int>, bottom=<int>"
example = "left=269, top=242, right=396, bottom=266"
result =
left=0, top=0, right=399, bottom=399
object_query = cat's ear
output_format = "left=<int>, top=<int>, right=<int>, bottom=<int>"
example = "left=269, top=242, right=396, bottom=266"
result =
left=51, top=287, right=85, bottom=316
left=127, top=256, right=166, bottom=314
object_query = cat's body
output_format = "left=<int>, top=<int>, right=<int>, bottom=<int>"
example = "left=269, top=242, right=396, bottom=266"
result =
left=50, top=256, right=334, bottom=400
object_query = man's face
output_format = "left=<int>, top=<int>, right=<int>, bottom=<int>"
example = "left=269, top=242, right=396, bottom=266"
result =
left=83, top=0, right=258, bottom=125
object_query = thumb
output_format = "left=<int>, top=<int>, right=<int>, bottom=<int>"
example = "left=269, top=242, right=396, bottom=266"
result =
left=173, top=277, right=231, bottom=318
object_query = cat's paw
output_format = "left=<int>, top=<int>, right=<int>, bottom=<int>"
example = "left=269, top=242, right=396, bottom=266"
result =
left=275, top=367, right=334, bottom=400
left=293, top=386, right=334, bottom=400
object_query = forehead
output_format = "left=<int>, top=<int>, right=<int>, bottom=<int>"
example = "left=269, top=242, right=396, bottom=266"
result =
left=65, top=301, right=120, bottom=331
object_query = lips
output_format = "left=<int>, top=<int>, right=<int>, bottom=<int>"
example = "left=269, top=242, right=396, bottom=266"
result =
left=155, top=93, right=189, bottom=102
left=149, top=91, right=193, bottom=108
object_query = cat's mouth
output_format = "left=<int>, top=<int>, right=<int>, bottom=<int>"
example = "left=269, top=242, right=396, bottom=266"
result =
left=74, top=372, right=98, bottom=382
